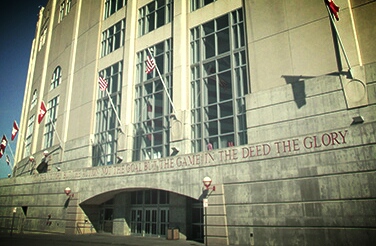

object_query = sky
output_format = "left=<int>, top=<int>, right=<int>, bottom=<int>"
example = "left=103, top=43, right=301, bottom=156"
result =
left=0, top=0, right=48, bottom=179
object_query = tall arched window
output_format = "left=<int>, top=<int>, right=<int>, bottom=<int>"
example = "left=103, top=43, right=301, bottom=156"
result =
left=51, top=66, right=62, bottom=90
left=30, top=89, right=37, bottom=109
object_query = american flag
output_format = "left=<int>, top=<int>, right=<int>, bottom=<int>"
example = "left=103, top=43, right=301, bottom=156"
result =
left=145, top=55, right=156, bottom=74
left=98, top=76, right=108, bottom=91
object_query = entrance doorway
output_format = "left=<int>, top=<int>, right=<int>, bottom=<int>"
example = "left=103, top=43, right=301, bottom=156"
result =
left=130, top=190, right=170, bottom=237
left=130, top=208, right=169, bottom=236
left=99, top=199, right=114, bottom=233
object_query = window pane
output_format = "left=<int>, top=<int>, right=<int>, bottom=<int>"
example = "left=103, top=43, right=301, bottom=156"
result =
left=203, top=21, right=214, bottom=36
left=219, top=101, right=232, bottom=117
left=203, top=61, right=215, bottom=77
left=216, top=15, right=228, bottom=31
left=217, top=29, right=230, bottom=54
left=205, top=78, right=217, bottom=104
left=219, top=71, right=232, bottom=101
left=220, top=117, right=233, bottom=134
left=156, top=7, right=165, bottom=28
left=203, top=35, right=215, bottom=59
left=218, top=56, right=231, bottom=72
left=206, top=105, right=217, bottom=120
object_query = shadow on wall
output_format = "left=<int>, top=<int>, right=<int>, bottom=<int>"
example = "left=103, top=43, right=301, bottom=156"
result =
left=282, top=75, right=315, bottom=108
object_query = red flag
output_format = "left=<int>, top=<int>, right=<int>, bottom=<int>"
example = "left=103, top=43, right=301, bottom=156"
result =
left=98, top=76, right=108, bottom=91
left=145, top=55, right=155, bottom=74
left=325, top=0, right=340, bottom=21
left=11, top=120, right=19, bottom=141
left=0, top=135, right=7, bottom=151
left=38, top=101, right=47, bottom=124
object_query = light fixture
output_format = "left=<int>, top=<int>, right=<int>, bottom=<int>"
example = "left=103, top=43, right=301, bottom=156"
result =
left=203, top=176, right=215, bottom=191
left=351, top=116, right=364, bottom=125
left=171, top=147, right=180, bottom=155
left=64, top=187, right=74, bottom=198
left=117, top=155, right=123, bottom=163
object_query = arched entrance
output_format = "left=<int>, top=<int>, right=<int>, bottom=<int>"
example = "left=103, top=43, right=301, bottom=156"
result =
left=80, top=188, right=204, bottom=242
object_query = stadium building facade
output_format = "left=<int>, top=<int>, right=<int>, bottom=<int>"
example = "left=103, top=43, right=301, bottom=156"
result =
left=1, top=0, right=375, bottom=245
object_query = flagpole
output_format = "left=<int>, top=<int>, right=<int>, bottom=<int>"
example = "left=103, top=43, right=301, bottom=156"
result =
left=325, top=4, right=353, bottom=78
left=6, top=155, right=13, bottom=172
left=104, top=88, right=123, bottom=133
left=49, top=116, right=64, bottom=150
left=5, top=135, right=15, bottom=160
left=147, top=47, right=177, bottom=114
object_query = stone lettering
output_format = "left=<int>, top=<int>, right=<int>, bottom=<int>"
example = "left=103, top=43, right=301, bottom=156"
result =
left=303, top=130, right=348, bottom=149
left=242, top=144, right=271, bottom=158
left=39, top=129, right=349, bottom=181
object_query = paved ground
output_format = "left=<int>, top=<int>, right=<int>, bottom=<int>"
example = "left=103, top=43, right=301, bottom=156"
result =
left=0, top=233, right=205, bottom=246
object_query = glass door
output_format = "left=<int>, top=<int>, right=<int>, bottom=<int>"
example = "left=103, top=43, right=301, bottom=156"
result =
left=145, top=209, right=157, bottom=235
left=159, top=208, right=169, bottom=236
left=130, top=209, right=143, bottom=234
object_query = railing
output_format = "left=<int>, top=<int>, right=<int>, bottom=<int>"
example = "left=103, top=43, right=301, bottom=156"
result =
left=76, top=222, right=94, bottom=234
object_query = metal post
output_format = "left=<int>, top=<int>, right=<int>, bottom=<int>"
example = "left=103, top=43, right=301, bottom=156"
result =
left=10, top=207, right=16, bottom=236
left=325, top=4, right=353, bottom=78
left=147, top=47, right=177, bottom=114
left=205, top=206, right=208, bottom=246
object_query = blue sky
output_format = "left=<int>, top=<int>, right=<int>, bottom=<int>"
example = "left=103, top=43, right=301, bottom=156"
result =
left=0, top=0, right=48, bottom=179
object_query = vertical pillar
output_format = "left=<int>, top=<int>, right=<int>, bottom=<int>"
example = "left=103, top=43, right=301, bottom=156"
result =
left=64, top=193, right=80, bottom=234
left=206, top=184, right=229, bottom=245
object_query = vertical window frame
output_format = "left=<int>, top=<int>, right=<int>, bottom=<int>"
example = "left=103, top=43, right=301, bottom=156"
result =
left=190, top=9, right=249, bottom=152
left=51, top=66, right=62, bottom=90
left=191, top=0, right=216, bottom=12
left=43, top=96, right=59, bottom=149
left=101, top=19, right=126, bottom=57
left=30, top=90, right=38, bottom=109
left=94, top=62, right=123, bottom=166
left=24, top=115, right=35, bottom=158
left=59, top=1, right=65, bottom=22
left=133, top=39, right=173, bottom=161
left=138, top=0, right=173, bottom=37
left=104, top=0, right=127, bottom=19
